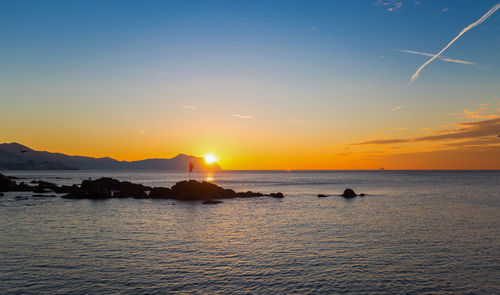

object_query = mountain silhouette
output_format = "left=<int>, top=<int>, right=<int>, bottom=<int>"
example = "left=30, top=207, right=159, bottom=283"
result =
left=0, top=143, right=222, bottom=171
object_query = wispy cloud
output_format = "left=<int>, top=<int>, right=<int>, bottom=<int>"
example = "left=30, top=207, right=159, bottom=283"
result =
left=375, top=0, right=402, bottom=11
left=395, top=127, right=407, bottom=130
left=409, top=4, right=500, bottom=83
left=396, top=49, right=477, bottom=66
left=441, top=7, right=449, bottom=12
left=353, top=117, right=500, bottom=145
left=392, top=105, right=404, bottom=111
left=232, top=114, right=253, bottom=119
left=463, top=109, right=498, bottom=119
left=180, top=105, right=197, bottom=109
left=139, top=128, right=151, bottom=135
left=148, top=70, right=169, bottom=76
left=311, top=26, right=319, bottom=31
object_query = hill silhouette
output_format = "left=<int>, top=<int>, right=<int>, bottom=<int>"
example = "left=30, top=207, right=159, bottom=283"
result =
left=0, top=143, right=221, bottom=171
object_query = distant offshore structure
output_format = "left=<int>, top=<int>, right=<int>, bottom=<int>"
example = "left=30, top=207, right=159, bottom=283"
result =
left=380, top=167, right=385, bottom=170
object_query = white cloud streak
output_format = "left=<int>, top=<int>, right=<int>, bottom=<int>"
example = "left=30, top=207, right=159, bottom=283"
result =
left=409, top=3, right=500, bottom=84
left=232, top=114, right=253, bottom=119
left=397, top=49, right=476, bottom=65
left=180, top=105, right=197, bottom=109
left=148, top=70, right=169, bottom=76
left=392, top=105, right=403, bottom=111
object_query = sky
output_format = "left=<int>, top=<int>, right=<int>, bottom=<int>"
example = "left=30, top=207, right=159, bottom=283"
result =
left=1, top=0, right=499, bottom=169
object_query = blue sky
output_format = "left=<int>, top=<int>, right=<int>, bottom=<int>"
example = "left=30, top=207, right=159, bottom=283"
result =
left=1, top=0, right=499, bottom=168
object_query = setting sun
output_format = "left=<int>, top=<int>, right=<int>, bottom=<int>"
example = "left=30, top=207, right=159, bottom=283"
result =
left=204, top=153, right=217, bottom=164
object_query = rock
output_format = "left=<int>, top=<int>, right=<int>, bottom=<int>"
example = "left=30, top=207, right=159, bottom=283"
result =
left=61, top=177, right=272, bottom=202
left=202, top=199, right=223, bottom=204
left=0, top=192, right=3, bottom=197
left=114, top=189, right=148, bottom=199
left=359, top=193, right=365, bottom=197
left=63, top=177, right=151, bottom=199
left=236, top=191, right=264, bottom=198
left=341, top=188, right=357, bottom=198
left=0, top=173, right=19, bottom=192
left=33, top=187, right=50, bottom=193
left=149, top=187, right=172, bottom=199
left=32, top=194, right=56, bottom=198
left=269, top=192, right=284, bottom=198
left=54, top=185, right=76, bottom=194
left=31, top=180, right=59, bottom=192
left=318, top=194, right=328, bottom=198
left=170, top=180, right=236, bottom=200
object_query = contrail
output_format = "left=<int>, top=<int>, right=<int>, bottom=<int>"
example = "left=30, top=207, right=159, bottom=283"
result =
left=409, top=3, right=500, bottom=83
left=396, top=49, right=476, bottom=65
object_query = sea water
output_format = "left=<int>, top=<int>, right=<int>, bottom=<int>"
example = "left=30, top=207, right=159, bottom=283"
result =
left=0, top=170, right=499, bottom=294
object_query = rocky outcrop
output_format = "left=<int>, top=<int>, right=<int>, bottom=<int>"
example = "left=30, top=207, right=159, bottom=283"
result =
left=62, top=178, right=284, bottom=201
left=236, top=191, right=264, bottom=198
left=63, top=177, right=151, bottom=199
left=0, top=173, right=18, bottom=192
left=149, top=187, right=172, bottom=199
left=0, top=174, right=34, bottom=192
left=1, top=173, right=285, bottom=201
left=169, top=180, right=237, bottom=200
left=318, top=194, right=328, bottom=198
left=269, top=192, right=284, bottom=199
left=341, top=188, right=357, bottom=198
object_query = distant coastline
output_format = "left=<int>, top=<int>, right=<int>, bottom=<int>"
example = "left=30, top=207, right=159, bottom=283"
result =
left=0, top=142, right=221, bottom=171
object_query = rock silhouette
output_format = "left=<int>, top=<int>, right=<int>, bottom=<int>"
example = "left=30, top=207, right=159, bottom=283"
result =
left=62, top=178, right=283, bottom=201
left=269, top=192, right=284, bottom=198
left=149, top=187, right=172, bottom=199
left=317, top=194, right=328, bottom=198
left=202, top=199, right=224, bottom=204
left=0, top=173, right=285, bottom=201
left=169, top=180, right=236, bottom=200
left=64, top=177, right=152, bottom=199
left=341, top=188, right=357, bottom=198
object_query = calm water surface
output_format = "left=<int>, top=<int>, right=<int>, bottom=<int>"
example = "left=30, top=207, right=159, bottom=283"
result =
left=0, top=170, right=499, bottom=294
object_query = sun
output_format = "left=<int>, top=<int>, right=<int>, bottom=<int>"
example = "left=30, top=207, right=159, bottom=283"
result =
left=204, top=153, right=217, bottom=164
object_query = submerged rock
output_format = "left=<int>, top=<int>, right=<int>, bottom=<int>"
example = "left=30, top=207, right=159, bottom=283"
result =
left=33, top=187, right=50, bottom=193
left=341, top=188, right=357, bottom=198
left=269, top=192, right=284, bottom=199
left=31, top=180, right=59, bottom=192
left=32, top=194, right=57, bottom=198
left=202, top=199, right=224, bottom=205
left=236, top=191, right=264, bottom=198
left=318, top=194, right=328, bottom=198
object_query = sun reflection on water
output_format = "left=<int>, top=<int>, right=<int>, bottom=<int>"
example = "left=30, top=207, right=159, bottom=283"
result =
left=205, top=173, right=214, bottom=182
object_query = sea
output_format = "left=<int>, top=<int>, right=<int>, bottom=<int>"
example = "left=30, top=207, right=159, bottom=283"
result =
left=0, top=170, right=499, bottom=294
